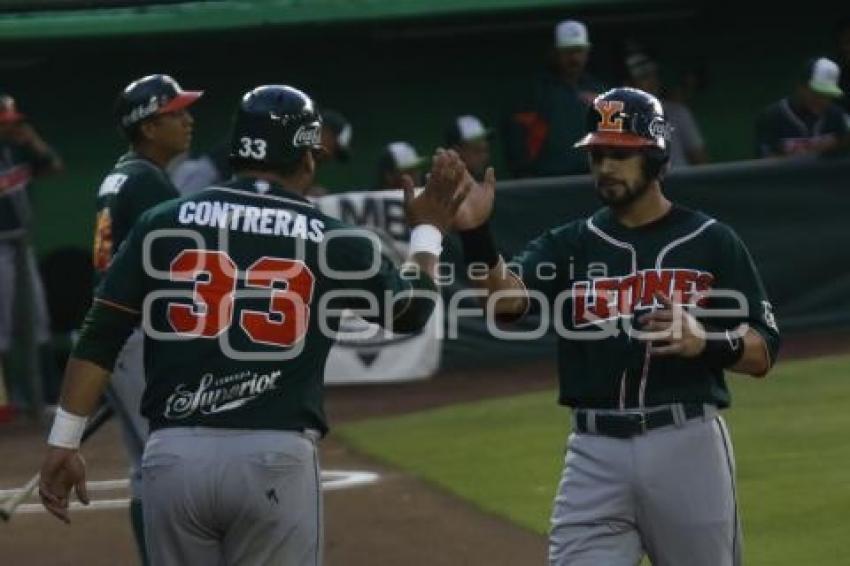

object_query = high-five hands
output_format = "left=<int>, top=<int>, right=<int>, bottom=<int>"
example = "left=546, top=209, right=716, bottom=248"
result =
left=403, top=149, right=472, bottom=233
left=453, top=165, right=496, bottom=231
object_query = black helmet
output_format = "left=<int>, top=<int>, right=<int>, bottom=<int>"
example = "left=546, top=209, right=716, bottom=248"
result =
left=229, top=85, right=323, bottom=171
left=574, top=87, right=671, bottom=157
left=115, top=74, right=202, bottom=133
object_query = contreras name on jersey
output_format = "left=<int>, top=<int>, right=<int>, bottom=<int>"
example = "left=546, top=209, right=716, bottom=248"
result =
left=177, top=200, right=325, bottom=242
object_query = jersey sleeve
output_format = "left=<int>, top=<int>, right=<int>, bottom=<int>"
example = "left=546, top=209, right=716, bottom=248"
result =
left=324, top=226, right=438, bottom=333
left=73, top=213, right=149, bottom=370
left=508, top=228, right=567, bottom=303
left=94, top=212, right=149, bottom=313
left=710, top=225, right=781, bottom=365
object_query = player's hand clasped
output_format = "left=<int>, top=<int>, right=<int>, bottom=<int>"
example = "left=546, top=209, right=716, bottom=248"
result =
left=637, top=292, right=707, bottom=358
left=453, top=165, right=496, bottom=231
left=403, top=149, right=471, bottom=234
left=39, top=447, right=90, bottom=523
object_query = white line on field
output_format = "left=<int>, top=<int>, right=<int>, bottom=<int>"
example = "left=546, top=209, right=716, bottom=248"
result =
left=2, top=469, right=380, bottom=516
left=0, top=479, right=130, bottom=499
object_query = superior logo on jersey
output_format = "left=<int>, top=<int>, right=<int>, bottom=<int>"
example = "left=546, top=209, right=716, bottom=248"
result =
left=595, top=100, right=625, bottom=133
left=572, top=268, right=714, bottom=327
left=164, top=370, right=282, bottom=419
left=178, top=200, right=325, bottom=242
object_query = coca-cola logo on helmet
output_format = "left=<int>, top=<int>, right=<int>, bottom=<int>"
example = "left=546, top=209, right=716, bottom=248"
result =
left=293, top=123, right=321, bottom=147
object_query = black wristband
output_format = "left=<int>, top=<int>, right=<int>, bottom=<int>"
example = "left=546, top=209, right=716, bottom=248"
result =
left=458, top=221, right=500, bottom=268
left=700, top=325, right=745, bottom=368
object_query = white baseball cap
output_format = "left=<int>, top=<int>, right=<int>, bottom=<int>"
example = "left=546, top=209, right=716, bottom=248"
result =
left=807, top=57, right=843, bottom=98
left=384, top=141, right=425, bottom=171
left=446, top=115, right=491, bottom=145
left=555, top=19, right=590, bottom=49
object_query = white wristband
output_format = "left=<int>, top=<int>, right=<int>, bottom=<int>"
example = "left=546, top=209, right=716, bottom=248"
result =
left=409, top=224, right=443, bottom=257
left=48, top=407, right=88, bottom=449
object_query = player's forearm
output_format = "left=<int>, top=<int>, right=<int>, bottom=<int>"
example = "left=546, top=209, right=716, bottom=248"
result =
left=467, top=258, right=529, bottom=316
left=57, top=358, right=111, bottom=417
left=408, top=251, right=439, bottom=282
left=459, top=222, right=528, bottom=316
left=730, top=328, right=772, bottom=378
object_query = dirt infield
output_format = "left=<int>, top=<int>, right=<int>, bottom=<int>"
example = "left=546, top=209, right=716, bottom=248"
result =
left=0, top=362, right=553, bottom=566
left=1, top=333, right=845, bottom=566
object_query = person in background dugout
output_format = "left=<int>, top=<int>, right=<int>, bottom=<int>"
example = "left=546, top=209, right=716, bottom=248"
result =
left=318, top=109, right=353, bottom=165
left=445, top=114, right=492, bottom=182
left=307, top=109, right=353, bottom=197
left=833, top=18, right=850, bottom=115
left=376, top=141, right=425, bottom=190
left=0, top=93, right=63, bottom=422
left=625, top=52, right=709, bottom=167
left=755, top=57, right=850, bottom=158
left=505, top=19, right=605, bottom=178
left=168, top=141, right=232, bottom=196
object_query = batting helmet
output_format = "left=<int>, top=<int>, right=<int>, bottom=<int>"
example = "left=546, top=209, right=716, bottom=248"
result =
left=229, top=85, right=323, bottom=171
left=115, top=74, right=202, bottom=136
left=574, top=87, right=671, bottom=175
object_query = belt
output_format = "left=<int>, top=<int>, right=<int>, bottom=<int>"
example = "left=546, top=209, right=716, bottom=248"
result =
left=573, top=404, right=710, bottom=439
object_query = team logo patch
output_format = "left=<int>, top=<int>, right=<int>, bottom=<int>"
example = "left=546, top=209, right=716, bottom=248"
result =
left=571, top=268, right=715, bottom=327
left=648, top=117, right=673, bottom=141
left=121, top=95, right=161, bottom=127
left=293, top=123, right=321, bottom=147
left=762, top=300, right=778, bottom=331
left=595, top=100, right=625, bottom=133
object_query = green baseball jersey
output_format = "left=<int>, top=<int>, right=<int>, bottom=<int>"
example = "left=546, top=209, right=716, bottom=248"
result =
left=93, top=151, right=178, bottom=272
left=87, top=176, right=436, bottom=435
left=511, top=204, right=781, bottom=409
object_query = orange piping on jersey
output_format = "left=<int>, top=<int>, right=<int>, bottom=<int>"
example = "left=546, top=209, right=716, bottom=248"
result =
left=94, top=298, right=141, bottom=315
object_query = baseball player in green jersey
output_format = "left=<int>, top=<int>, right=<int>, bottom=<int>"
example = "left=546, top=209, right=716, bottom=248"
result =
left=38, top=84, right=468, bottom=565
left=92, top=73, right=202, bottom=563
left=454, top=87, right=780, bottom=565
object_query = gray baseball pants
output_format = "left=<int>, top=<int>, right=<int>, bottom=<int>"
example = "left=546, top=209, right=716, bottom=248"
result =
left=105, top=327, right=147, bottom=498
left=549, top=405, right=742, bottom=566
left=142, top=427, right=322, bottom=566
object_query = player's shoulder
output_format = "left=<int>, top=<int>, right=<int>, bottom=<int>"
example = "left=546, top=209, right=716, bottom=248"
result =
left=205, top=177, right=322, bottom=213
left=97, top=152, right=172, bottom=198
left=687, top=209, right=742, bottom=246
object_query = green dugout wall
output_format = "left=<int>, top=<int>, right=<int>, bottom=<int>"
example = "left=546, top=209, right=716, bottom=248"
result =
left=0, top=2, right=841, bottom=255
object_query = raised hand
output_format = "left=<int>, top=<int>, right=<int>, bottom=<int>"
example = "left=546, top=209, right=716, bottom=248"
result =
left=38, top=446, right=89, bottom=523
left=454, top=166, right=496, bottom=231
left=403, top=149, right=471, bottom=234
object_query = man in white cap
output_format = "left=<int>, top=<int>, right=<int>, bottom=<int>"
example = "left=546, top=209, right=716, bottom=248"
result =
left=625, top=52, right=709, bottom=168
left=755, top=57, right=850, bottom=157
left=505, top=19, right=605, bottom=178
left=445, top=114, right=492, bottom=181
left=376, top=141, right=426, bottom=190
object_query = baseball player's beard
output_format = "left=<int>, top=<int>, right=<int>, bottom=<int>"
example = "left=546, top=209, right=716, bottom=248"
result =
left=595, top=175, right=652, bottom=209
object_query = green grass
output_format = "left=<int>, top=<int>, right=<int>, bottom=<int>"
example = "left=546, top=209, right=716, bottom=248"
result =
left=336, top=354, right=850, bottom=565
